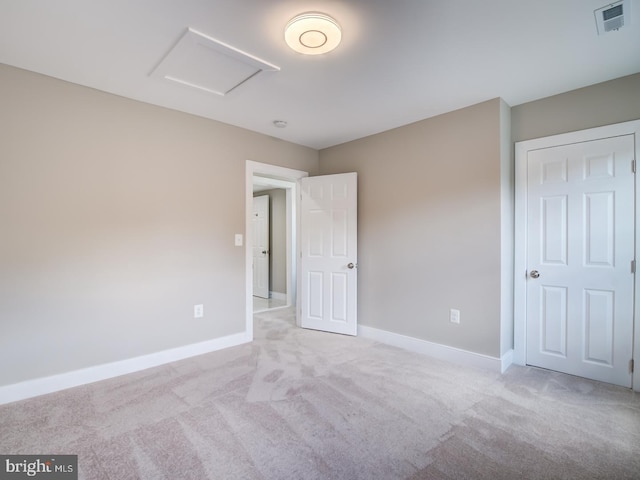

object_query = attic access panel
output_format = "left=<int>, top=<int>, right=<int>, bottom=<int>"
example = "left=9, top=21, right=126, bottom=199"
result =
left=152, top=28, right=280, bottom=96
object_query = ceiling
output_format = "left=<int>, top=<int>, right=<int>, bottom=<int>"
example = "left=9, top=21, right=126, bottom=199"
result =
left=1, top=0, right=639, bottom=150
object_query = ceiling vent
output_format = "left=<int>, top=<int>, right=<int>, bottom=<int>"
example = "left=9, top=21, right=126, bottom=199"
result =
left=594, top=1, right=630, bottom=35
left=151, top=28, right=280, bottom=96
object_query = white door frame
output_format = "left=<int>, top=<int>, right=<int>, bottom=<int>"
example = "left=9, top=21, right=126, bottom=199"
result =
left=245, top=160, right=308, bottom=339
left=513, top=119, right=640, bottom=390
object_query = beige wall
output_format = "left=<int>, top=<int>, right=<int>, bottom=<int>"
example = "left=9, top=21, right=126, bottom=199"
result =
left=2, top=60, right=637, bottom=388
left=265, top=189, right=287, bottom=295
left=0, top=64, right=318, bottom=387
left=318, top=75, right=640, bottom=360
left=512, top=73, right=640, bottom=143
left=319, top=99, right=506, bottom=358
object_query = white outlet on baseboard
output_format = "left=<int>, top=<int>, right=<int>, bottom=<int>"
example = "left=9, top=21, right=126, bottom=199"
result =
left=450, top=308, right=460, bottom=324
left=194, top=304, right=204, bottom=319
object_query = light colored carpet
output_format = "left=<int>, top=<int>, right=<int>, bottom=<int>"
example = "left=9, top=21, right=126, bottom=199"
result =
left=1, top=307, right=639, bottom=479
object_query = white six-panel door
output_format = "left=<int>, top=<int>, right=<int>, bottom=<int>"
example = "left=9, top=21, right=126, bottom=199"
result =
left=252, top=195, right=269, bottom=299
left=526, top=135, right=635, bottom=387
left=300, top=173, right=357, bottom=335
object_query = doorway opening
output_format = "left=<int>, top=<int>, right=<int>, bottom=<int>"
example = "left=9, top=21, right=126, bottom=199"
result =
left=245, top=161, right=309, bottom=339
left=252, top=187, right=284, bottom=312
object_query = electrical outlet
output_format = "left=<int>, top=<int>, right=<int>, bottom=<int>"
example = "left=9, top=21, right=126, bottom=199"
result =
left=450, top=308, right=460, bottom=324
left=194, top=304, right=204, bottom=319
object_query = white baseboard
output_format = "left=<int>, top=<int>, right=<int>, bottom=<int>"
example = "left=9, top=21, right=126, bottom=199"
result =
left=270, top=291, right=286, bottom=301
left=0, top=332, right=251, bottom=406
left=500, top=349, right=514, bottom=373
left=358, top=324, right=509, bottom=373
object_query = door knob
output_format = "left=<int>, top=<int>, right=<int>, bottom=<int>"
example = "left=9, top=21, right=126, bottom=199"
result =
left=347, top=263, right=357, bottom=269
left=262, top=250, right=268, bottom=255
left=530, top=270, right=540, bottom=279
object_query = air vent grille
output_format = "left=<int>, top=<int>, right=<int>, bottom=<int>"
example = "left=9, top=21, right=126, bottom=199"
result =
left=595, top=1, right=630, bottom=35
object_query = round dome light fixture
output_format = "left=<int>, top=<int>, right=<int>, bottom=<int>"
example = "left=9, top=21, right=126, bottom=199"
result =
left=285, top=13, right=342, bottom=55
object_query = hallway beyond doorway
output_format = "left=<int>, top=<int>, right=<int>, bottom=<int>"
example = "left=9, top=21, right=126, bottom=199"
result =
left=253, top=295, right=287, bottom=313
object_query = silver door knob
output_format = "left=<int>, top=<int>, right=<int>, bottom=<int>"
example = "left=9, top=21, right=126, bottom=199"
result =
left=347, top=263, right=356, bottom=269
left=530, top=270, right=540, bottom=279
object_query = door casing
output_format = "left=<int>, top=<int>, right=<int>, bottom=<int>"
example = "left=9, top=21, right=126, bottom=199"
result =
left=514, top=119, right=640, bottom=391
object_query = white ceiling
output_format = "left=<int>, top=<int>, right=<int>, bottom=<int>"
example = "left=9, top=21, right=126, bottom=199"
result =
left=1, top=0, right=639, bottom=150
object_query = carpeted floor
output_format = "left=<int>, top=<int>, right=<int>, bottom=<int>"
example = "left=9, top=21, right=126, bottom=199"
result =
left=1, top=307, right=639, bottom=479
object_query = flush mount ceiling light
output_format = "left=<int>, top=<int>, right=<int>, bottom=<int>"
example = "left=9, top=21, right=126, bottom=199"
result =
left=285, top=13, right=342, bottom=55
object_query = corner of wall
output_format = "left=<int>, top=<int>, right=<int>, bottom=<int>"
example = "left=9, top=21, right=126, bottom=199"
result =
left=500, top=98, right=515, bottom=356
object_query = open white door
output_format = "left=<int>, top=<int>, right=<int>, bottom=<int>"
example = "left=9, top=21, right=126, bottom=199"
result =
left=299, top=173, right=358, bottom=335
left=252, top=195, right=269, bottom=299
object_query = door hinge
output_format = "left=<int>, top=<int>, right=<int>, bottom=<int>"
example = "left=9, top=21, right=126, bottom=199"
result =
left=633, top=159, right=636, bottom=174
left=631, top=359, right=635, bottom=374
left=632, top=260, right=636, bottom=274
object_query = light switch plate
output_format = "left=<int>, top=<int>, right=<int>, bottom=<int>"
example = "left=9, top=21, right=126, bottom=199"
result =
left=234, top=234, right=243, bottom=246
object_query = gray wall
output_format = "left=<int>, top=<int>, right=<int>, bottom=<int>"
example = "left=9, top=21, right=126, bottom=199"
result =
left=512, top=73, right=640, bottom=143
left=319, top=99, right=506, bottom=358
left=0, top=64, right=318, bottom=387
left=265, top=189, right=287, bottom=296
left=319, top=75, right=640, bottom=360
left=2, top=61, right=637, bottom=388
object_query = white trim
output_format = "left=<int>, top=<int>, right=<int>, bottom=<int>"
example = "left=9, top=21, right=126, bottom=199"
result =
left=253, top=176, right=297, bottom=190
left=253, top=305, right=290, bottom=315
left=499, top=100, right=514, bottom=361
left=513, top=138, right=529, bottom=366
left=0, top=332, right=250, bottom=406
left=514, top=119, right=640, bottom=391
left=358, top=325, right=506, bottom=373
left=246, top=161, right=308, bottom=334
left=500, top=349, right=514, bottom=374
left=270, top=291, right=286, bottom=301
